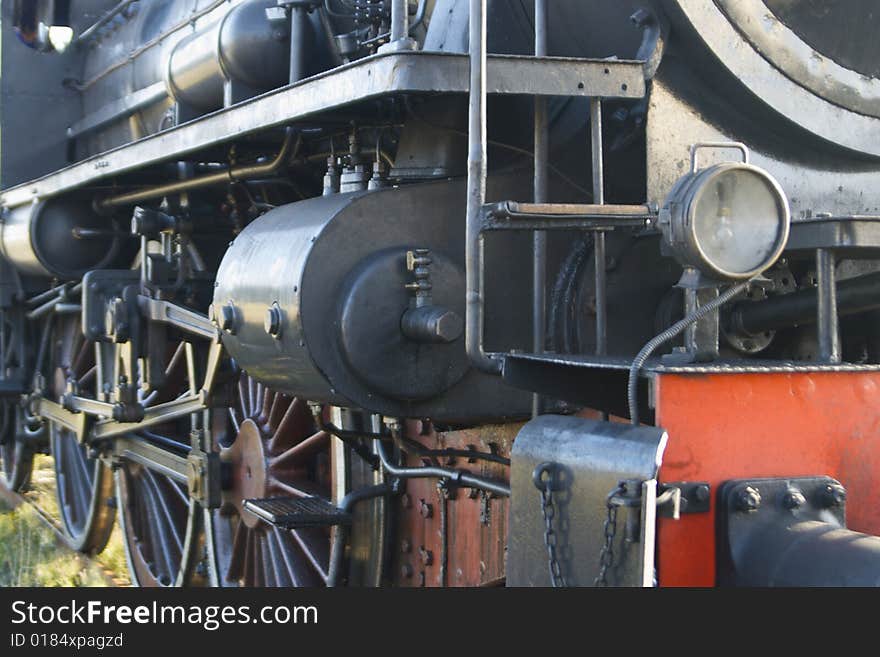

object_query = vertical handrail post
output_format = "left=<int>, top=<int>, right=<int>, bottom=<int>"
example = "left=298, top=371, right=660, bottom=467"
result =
left=465, top=0, right=501, bottom=374
left=532, top=0, right=549, bottom=416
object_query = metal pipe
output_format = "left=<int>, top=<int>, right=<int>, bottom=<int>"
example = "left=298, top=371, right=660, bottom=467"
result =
left=289, top=5, right=312, bottom=84
left=729, top=520, right=880, bottom=586
left=376, top=436, right=511, bottom=497
left=465, top=0, right=502, bottom=374
left=815, top=248, right=841, bottom=363
left=532, top=0, right=549, bottom=417
left=388, top=0, right=410, bottom=43
left=326, top=482, right=395, bottom=587
left=99, top=129, right=297, bottom=210
left=590, top=98, right=607, bottom=357
left=731, top=270, right=880, bottom=337
left=74, top=0, right=139, bottom=46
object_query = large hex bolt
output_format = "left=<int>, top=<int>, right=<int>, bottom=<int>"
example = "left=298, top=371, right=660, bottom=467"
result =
left=782, top=487, right=806, bottom=510
left=735, top=486, right=762, bottom=512
left=819, top=482, right=847, bottom=508
left=210, top=302, right=238, bottom=334
left=264, top=303, right=283, bottom=339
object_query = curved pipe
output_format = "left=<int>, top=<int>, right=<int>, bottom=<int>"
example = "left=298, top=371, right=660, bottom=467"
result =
left=326, top=482, right=394, bottom=587
left=98, top=128, right=299, bottom=210
left=377, top=434, right=511, bottom=498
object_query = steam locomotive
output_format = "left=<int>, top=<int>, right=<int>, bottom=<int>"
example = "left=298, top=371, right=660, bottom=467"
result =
left=2, top=0, right=880, bottom=587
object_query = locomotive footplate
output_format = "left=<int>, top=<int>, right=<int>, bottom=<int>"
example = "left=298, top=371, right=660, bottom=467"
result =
left=0, top=52, right=645, bottom=209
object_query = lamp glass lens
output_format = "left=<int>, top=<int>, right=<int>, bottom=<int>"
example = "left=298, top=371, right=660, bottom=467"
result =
left=692, top=168, right=783, bottom=275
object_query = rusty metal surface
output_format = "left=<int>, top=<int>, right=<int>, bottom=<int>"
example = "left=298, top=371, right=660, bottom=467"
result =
left=655, top=371, right=880, bottom=586
left=391, top=421, right=519, bottom=587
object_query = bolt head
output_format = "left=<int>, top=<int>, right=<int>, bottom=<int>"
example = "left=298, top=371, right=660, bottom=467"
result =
left=419, top=499, right=433, bottom=518
left=400, top=539, right=411, bottom=554
left=736, top=486, right=762, bottom=512
left=434, top=310, right=464, bottom=343
left=219, top=302, right=237, bottom=334
left=694, top=484, right=711, bottom=504
left=264, top=304, right=283, bottom=338
left=821, top=483, right=847, bottom=508
left=782, top=488, right=806, bottom=510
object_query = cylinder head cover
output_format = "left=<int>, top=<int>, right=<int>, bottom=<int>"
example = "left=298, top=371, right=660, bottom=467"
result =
left=1, top=199, right=120, bottom=279
left=213, top=181, right=529, bottom=421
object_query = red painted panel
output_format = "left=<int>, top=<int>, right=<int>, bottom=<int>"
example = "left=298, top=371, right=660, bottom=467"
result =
left=655, top=371, right=880, bottom=586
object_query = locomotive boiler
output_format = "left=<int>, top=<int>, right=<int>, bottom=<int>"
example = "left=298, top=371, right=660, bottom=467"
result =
left=2, top=0, right=880, bottom=587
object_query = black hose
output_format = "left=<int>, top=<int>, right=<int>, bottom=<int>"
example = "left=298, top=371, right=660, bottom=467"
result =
left=326, top=482, right=395, bottom=587
left=627, top=280, right=752, bottom=425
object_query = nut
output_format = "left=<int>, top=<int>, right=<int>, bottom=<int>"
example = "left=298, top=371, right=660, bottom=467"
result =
left=264, top=303, right=283, bottom=339
left=782, top=488, right=806, bottom=510
left=218, top=302, right=237, bottom=334
left=820, top=483, right=847, bottom=508
left=694, top=484, right=711, bottom=504
left=735, top=486, right=761, bottom=512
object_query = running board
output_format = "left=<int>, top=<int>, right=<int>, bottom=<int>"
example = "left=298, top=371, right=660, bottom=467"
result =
left=244, top=496, right=351, bottom=529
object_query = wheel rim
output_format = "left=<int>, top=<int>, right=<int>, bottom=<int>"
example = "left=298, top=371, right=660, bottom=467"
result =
left=116, top=461, right=200, bottom=587
left=209, top=375, right=333, bottom=586
left=116, top=340, right=205, bottom=587
left=49, top=315, right=114, bottom=552
left=0, top=402, right=34, bottom=493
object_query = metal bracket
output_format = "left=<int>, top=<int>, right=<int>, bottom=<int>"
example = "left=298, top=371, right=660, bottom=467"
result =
left=717, top=476, right=853, bottom=586
left=657, top=481, right=711, bottom=519
left=509, top=415, right=668, bottom=587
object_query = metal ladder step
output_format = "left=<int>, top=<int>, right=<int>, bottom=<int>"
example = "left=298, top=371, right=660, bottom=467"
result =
left=244, top=496, right=351, bottom=529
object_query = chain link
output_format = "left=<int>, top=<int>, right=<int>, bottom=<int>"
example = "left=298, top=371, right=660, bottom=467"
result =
left=595, top=483, right=624, bottom=587
left=534, top=463, right=566, bottom=587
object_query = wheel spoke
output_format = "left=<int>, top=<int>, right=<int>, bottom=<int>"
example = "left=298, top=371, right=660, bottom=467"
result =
left=226, top=521, right=246, bottom=583
left=290, top=529, right=329, bottom=582
left=269, top=431, right=329, bottom=469
left=265, top=529, right=294, bottom=587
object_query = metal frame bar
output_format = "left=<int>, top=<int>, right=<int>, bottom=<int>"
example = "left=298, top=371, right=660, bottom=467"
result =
left=532, top=0, right=549, bottom=416
left=112, top=435, right=190, bottom=483
left=815, top=248, right=841, bottom=363
left=92, top=392, right=207, bottom=441
left=1, top=52, right=643, bottom=208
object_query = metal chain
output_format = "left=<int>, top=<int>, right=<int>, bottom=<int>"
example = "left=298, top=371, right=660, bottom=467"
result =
left=533, top=463, right=566, bottom=587
left=594, top=483, right=625, bottom=587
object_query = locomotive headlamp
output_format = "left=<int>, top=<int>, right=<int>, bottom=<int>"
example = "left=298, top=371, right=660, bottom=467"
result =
left=660, top=144, right=790, bottom=280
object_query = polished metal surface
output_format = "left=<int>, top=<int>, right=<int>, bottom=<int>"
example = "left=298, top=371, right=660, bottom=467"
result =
left=0, top=199, right=119, bottom=278
left=166, top=0, right=290, bottom=111
left=508, top=415, right=667, bottom=587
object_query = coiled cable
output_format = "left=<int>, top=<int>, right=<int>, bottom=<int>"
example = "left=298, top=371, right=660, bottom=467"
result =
left=628, top=279, right=753, bottom=425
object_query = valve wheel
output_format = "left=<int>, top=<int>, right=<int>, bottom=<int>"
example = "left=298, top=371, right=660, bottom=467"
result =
left=49, top=315, right=115, bottom=553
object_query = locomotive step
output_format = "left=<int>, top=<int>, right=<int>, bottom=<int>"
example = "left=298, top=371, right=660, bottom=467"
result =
left=243, top=496, right=352, bottom=529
